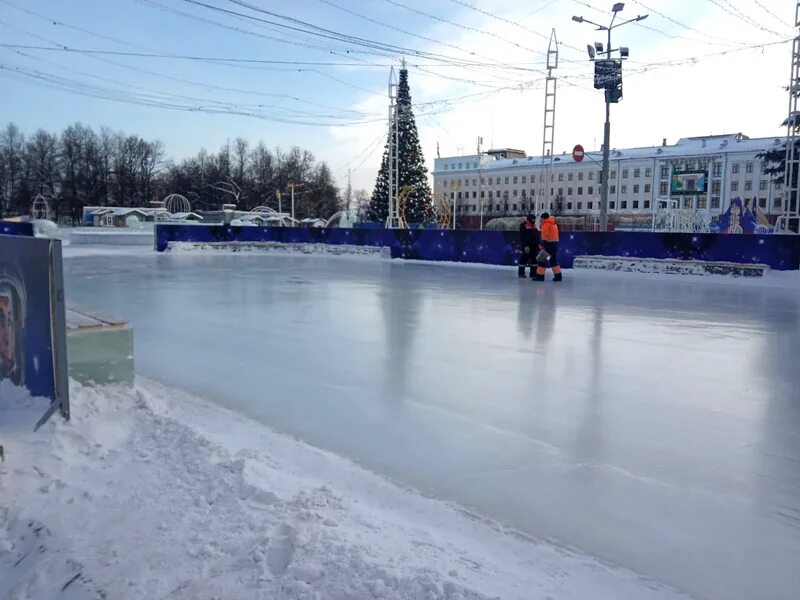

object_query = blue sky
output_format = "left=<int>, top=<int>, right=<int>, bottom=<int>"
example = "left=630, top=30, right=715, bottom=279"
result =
left=0, top=0, right=795, bottom=192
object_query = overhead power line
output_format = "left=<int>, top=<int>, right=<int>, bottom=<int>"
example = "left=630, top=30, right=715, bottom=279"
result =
left=446, top=0, right=584, bottom=53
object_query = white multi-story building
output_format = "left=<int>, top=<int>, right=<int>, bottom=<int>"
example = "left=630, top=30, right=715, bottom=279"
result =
left=432, top=133, right=786, bottom=228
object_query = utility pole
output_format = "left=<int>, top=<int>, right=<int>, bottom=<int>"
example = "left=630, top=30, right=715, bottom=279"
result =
left=289, top=181, right=295, bottom=222
left=540, top=29, right=558, bottom=216
left=385, top=65, right=401, bottom=228
left=276, top=189, right=282, bottom=214
left=346, top=169, right=352, bottom=211
left=572, top=3, right=648, bottom=231
left=779, top=1, right=800, bottom=233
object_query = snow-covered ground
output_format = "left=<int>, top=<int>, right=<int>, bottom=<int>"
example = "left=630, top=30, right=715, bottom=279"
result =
left=0, top=378, right=686, bottom=600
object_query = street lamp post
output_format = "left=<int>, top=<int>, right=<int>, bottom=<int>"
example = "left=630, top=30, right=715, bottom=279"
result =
left=572, top=3, right=647, bottom=231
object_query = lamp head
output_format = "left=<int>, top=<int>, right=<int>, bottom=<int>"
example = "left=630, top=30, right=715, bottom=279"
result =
left=620, top=46, right=630, bottom=58
left=572, top=15, right=584, bottom=23
left=612, top=3, right=625, bottom=12
left=587, top=44, right=596, bottom=59
left=595, top=42, right=604, bottom=53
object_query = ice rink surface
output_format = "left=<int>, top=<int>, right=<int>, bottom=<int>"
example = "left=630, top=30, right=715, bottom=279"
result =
left=64, top=248, right=800, bottom=600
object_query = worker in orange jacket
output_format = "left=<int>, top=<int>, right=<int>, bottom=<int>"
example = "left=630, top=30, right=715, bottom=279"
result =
left=535, top=212, right=562, bottom=282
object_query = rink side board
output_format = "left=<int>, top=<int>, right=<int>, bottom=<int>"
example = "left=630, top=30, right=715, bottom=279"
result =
left=154, top=225, right=800, bottom=271
left=0, top=234, right=70, bottom=428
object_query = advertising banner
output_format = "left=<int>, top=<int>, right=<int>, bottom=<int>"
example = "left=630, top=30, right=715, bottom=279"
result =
left=0, top=221, right=34, bottom=237
left=0, top=234, right=69, bottom=427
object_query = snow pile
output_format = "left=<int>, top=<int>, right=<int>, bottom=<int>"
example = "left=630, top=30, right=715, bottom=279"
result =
left=0, top=379, right=687, bottom=599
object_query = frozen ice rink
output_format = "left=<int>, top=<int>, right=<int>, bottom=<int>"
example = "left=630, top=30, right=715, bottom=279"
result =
left=64, top=248, right=800, bottom=600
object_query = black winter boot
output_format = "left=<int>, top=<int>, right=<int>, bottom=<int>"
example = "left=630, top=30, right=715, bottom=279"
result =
left=533, top=273, right=545, bottom=282
left=518, top=267, right=526, bottom=278
left=553, top=273, right=563, bottom=282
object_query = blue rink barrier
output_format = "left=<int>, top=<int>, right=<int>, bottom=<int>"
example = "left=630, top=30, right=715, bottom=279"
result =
left=0, top=234, right=70, bottom=428
left=154, top=225, right=800, bottom=271
left=0, top=220, right=34, bottom=237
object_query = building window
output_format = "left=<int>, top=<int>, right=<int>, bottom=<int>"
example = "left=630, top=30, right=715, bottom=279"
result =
left=473, top=178, right=477, bottom=186
left=472, top=191, right=477, bottom=198
left=683, top=198, right=693, bottom=209
left=611, top=170, right=617, bottom=179
left=634, top=168, right=640, bottom=178
left=487, top=177, right=493, bottom=185
left=633, top=185, right=640, bottom=194
left=578, top=172, right=584, bottom=181
left=505, top=177, right=510, bottom=184
left=759, top=197, right=767, bottom=208
left=567, top=202, right=573, bottom=210
left=732, top=163, right=740, bottom=174
left=698, top=197, right=707, bottom=209
left=558, top=173, right=564, bottom=181
left=711, top=197, right=720, bottom=209
left=621, top=200, right=628, bottom=209
left=713, top=163, right=722, bottom=177
left=568, top=173, right=574, bottom=181
left=513, top=176, right=518, bottom=184
left=443, top=180, right=448, bottom=187
left=745, top=181, right=752, bottom=191
left=759, top=180, right=768, bottom=191
left=530, top=189, right=535, bottom=197
left=488, top=191, right=493, bottom=198
left=521, top=176, right=527, bottom=184
left=588, top=202, right=593, bottom=209
left=512, top=203, right=518, bottom=211
left=775, top=197, right=783, bottom=208
left=610, top=185, right=616, bottom=194
left=644, top=184, right=651, bottom=193
left=480, top=191, right=485, bottom=198
left=577, top=202, right=583, bottom=210
left=644, top=200, right=650, bottom=209
left=645, top=168, right=652, bottom=178
left=480, top=177, right=485, bottom=184
left=731, top=181, right=739, bottom=192
left=558, top=188, right=564, bottom=195
left=568, top=187, right=573, bottom=195
left=458, top=162, right=463, bottom=169
left=473, top=162, right=478, bottom=168
left=512, top=189, right=518, bottom=197
left=661, top=166, right=669, bottom=178
left=712, top=181, right=721, bottom=193
left=521, top=189, right=527, bottom=198
left=589, top=172, right=594, bottom=180
left=633, top=200, right=639, bottom=209
left=578, top=187, right=583, bottom=195
left=746, top=162, right=753, bottom=174
left=621, top=185, right=627, bottom=194
left=610, top=201, right=616, bottom=209
left=660, top=182, right=668, bottom=195
left=622, top=169, right=629, bottom=179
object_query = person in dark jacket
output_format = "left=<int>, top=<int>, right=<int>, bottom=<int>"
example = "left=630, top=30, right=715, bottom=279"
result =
left=518, top=214, right=540, bottom=278
left=535, top=212, right=562, bottom=282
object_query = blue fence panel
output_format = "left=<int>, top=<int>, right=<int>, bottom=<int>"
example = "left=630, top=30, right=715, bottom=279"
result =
left=155, top=225, right=800, bottom=270
left=0, top=235, right=67, bottom=407
left=0, top=221, right=34, bottom=237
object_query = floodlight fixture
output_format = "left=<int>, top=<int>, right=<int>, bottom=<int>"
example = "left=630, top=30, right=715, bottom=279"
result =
left=612, top=3, right=625, bottom=12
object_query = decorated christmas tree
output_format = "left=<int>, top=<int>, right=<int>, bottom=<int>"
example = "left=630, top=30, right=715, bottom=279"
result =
left=368, top=67, right=435, bottom=224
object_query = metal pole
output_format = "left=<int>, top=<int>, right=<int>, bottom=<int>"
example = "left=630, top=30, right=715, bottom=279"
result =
left=290, top=182, right=295, bottom=222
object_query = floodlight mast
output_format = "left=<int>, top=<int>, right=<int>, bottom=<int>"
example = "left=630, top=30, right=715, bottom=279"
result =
left=571, top=4, right=648, bottom=231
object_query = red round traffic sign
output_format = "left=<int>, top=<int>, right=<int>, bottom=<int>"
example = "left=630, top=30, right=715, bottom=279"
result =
left=572, top=144, right=585, bottom=163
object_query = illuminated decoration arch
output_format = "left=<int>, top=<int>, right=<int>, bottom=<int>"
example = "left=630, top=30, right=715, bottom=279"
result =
left=163, top=193, right=191, bottom=214
left=435, top=192, right=451, bottom=229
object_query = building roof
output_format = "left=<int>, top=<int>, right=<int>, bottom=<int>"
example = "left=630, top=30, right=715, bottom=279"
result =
left=111, top=208, right=149, bottom=217
left=434, top=134, right=786, bottom=173
left=170, top=212, right=202, bottom=220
